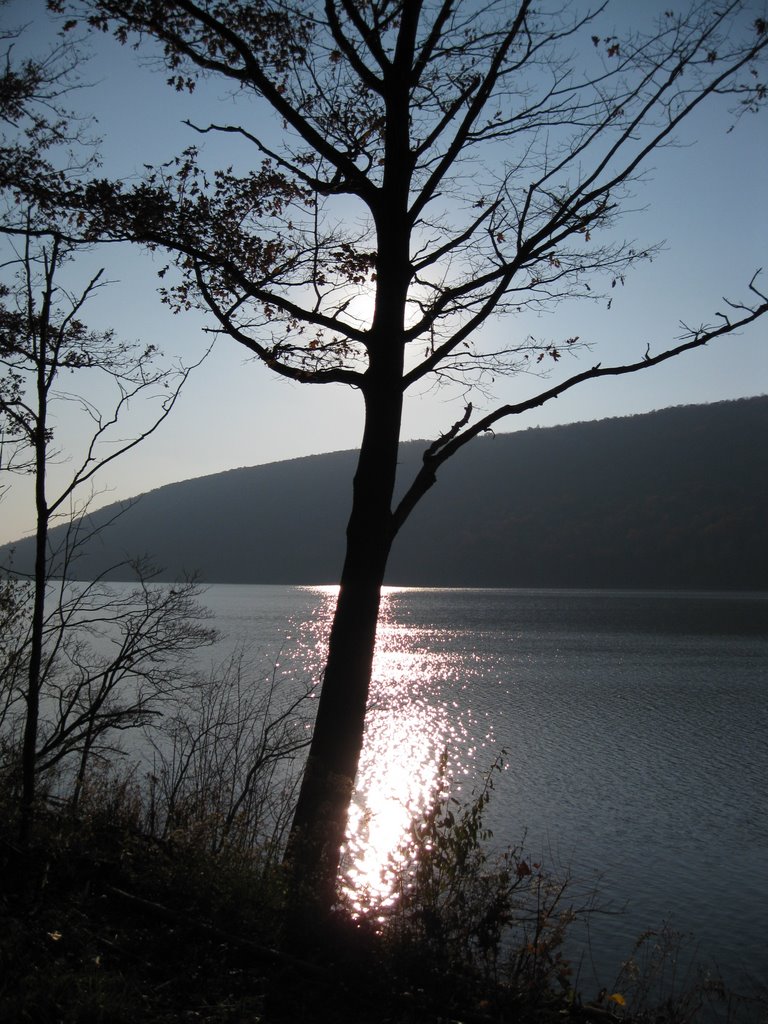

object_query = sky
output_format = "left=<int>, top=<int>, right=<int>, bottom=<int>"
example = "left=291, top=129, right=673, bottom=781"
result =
left=1, top=0, right=766, bottom=546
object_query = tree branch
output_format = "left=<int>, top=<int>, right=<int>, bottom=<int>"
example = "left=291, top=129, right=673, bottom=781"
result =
left=393, top=285, right=768, bottom=534
left=192, top=262, right=364, bottom=387
left=164, top=0, right=377, bottom=204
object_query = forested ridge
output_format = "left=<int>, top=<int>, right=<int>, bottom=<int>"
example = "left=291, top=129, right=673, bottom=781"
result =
left=3, top=396, right=767, bottom=589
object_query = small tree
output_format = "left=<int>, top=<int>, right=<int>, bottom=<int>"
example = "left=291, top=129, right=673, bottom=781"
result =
left=0, top=221, right=213, bottom=837
left=0, top=23, right=218, bottom=833
left=50, top=0, right=767, bottom=908
left=146, top=645, right=313, bottom=861
left=27, top=568, right=219, bottom=812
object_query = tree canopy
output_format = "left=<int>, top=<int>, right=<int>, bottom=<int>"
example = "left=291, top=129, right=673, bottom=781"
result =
left=49, top=1, right=767, bottom=396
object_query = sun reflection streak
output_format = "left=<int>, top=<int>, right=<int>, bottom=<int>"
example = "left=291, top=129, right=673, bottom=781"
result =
left=340, top=590, right=478, bottom=914
left=298, top=586, right=493, bottom=914
left=343, top=691, right=446, bottom=912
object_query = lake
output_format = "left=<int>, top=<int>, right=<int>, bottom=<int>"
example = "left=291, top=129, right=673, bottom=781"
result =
left=197, top=584, right=768, bottom=996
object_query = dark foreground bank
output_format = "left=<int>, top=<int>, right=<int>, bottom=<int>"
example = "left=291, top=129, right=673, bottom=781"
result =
left=2, top=777, right=764, bottom=1024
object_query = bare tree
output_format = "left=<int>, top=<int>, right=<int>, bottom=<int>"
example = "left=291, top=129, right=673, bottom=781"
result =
left=0, top=221, right=210, bottom=838
left=146, top=645, right=313, bottom=862
left=31, top=568, right=217, bottom=813
left=47, top=0, right=768, bottom=908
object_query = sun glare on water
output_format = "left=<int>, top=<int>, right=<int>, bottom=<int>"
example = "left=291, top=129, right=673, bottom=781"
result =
left=343, top=667, right=445, bottom=911
left=339, top=590, right=477, bottom=914
left=299, top=587, right=488, bottom=914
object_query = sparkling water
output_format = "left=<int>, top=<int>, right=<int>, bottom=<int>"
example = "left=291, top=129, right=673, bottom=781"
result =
left=195, top=584, right=768, bottom=992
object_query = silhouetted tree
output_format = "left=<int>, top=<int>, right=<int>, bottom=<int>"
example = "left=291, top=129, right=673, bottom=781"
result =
left=0, top=21, right=224, bottom=838
left=0, top=221, right=213, bottom=839
left=47, top=0, right=767, bottom=909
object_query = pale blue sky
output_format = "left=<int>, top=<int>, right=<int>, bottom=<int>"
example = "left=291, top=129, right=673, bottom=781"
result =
left=2, top=0, right=766, bottom=545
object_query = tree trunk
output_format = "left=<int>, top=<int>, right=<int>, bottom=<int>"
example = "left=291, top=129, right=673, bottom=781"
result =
left=284, top=87, right=413, bottom=918
left=284, top=373, right=403, bottom=914
left=19, top=277, right=55, bottom=844
left=19, top=421, right=49, bottom=843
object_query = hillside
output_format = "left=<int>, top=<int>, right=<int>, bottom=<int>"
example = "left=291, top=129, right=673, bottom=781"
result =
left=2, top=397, right=767, bottom=589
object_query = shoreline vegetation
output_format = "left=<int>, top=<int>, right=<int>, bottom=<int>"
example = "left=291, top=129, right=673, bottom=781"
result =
left=2, top=755, right=765, bottom=1023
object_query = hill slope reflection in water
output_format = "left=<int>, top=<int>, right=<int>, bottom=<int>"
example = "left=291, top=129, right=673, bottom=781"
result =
left=200, top=584, right=768, bottom=989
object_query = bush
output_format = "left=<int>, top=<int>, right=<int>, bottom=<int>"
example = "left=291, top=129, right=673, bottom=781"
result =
left=370, top=754, right=578, bottom=1019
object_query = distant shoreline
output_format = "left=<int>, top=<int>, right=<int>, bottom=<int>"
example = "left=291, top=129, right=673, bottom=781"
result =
left=3, top=397, right=767, bottom=591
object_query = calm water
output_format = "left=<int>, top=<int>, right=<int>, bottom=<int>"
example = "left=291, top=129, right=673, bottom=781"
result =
left=199, top=585, right=768, bottom=992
